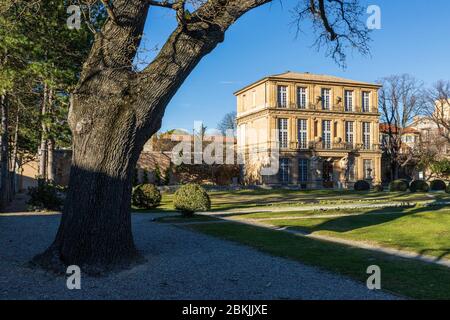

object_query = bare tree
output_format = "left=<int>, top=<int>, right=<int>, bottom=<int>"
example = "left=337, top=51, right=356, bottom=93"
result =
left=32, top=0, right=372, bottom=273
left=379, top=74, right=423, bottom=180
left=423, top=80, right=450, bottom=142
left=217, top=111, right=236, bottom=136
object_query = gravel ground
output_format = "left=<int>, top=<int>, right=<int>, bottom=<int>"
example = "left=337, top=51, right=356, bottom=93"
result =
left=0, top=213, right=400, bottom=300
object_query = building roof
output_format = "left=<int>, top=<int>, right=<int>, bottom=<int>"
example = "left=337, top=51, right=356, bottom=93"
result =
left=379, top=123, right=420, bottom=135
left=403, top=127, right=420, bottom=134
left=379, top=123, right=399, bottom=134
left=234, top=71, right=381, bottom=95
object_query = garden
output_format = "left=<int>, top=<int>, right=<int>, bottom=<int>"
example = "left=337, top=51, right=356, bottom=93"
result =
left=143, top=179, right=450, bottom=300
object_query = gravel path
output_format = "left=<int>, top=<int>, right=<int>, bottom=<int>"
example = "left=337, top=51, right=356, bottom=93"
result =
left=0, top=213, right=399, bottom=300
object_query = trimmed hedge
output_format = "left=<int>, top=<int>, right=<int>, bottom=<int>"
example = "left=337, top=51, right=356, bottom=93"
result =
left=173, top=183, right=211, bottom=216
left=27, top=179, right=64, bottom=211
left=389, top=179, right=409, bottom=192
left=409, top=180, right=429, bottom=193
left=132, top=184, right=161, bottom=209
left=430, top=179, right=447, bottom=191
left=354, top=180, right=370, bottom=191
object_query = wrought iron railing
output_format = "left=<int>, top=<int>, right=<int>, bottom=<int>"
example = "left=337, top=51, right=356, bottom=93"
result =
left=273, top=103, right=378, bottom=113
left=288, top=141, right=381, bottom=151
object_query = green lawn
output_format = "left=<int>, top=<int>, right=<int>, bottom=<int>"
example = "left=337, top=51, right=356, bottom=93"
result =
left=224, top=206, right=416, bottom=220
left=153, top=189, right=450, bottom=299
left=185, top=220, right=450, bottom=299
left=254, top=206, right=450, bottom=260
left=136, top=188, right=449, bottom=213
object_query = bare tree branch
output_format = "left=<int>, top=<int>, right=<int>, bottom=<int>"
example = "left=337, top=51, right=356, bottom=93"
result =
left=100, top=0, right=117, bottom=24
left=147, top=0, right=177, bottom=9
left=293, top=0, right=370, bottom=67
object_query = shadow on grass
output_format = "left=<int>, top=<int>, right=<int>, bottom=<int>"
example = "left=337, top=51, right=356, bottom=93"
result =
left=294, top=203, right=443, bottom=234
left=208, top=190, right=431, bottom=212
left=271, top=199, right=450, bottom=261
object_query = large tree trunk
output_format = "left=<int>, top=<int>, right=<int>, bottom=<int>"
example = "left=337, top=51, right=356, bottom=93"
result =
left=33, top=90, right=153, bottom=273
left=33, top=0, right=272, bottom=274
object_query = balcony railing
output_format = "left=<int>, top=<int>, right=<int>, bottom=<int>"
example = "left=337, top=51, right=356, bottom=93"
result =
left=356, top=143, right=381, bottom=151
left=309, top=141, right=356, bottom=151
left=288, top=141, right=380, bottom=152
left=275, top=103, right=377, bottom=113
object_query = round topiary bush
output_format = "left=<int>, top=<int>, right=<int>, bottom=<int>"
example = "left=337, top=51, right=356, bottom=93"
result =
left=446, top=184, right=450, bottom=194
left=173, top=183, right=211, bottom=216
left=389, top=179, right=409, bottom=192
left=373, top=184, right=384, bottom=192
left=354, top=180, right=370, bottom=191
left=409, top=180, right=429, bottom=193
left=430, top=179, right=447, bottom=191
left=132, top=184, right=161, bottom=209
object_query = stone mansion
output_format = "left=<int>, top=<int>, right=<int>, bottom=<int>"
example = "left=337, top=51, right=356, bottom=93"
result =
left=235, top=72, right=382, bottom=188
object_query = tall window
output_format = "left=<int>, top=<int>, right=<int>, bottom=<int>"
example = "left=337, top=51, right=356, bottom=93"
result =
left=279, top=158, right=290, bottom=184
left=348, top=157, right=356, bottom=181
left=321, top=88, right=330, bottom=110
left=363, top=159, right=373, bottom=179
left=322, top=120, right=331, bottom=149
left=298, top=159, right=309, bottom=183
left=344, top=90, right=353, bottom=112
left=362, top=91, right=370, bottom=112
left=345, top=121, right=354, bottom=147
left=277, top=85, right=287, bottom=108
left=297, top=119, right=308, bottom=149
left=278, top=118, right=288, bottom=148
left=363, top=122, right=371, bottom=149
left=297, top=87, right=307, bottom=109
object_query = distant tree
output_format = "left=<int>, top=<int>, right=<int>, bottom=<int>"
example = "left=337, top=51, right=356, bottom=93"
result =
left=196, top=124, right=208, bottom=141
left=217, top=111, right=237, bottom=136
left=0, top=0, right=99, bottom=196
left=429, top=159, right=450, bottom=179
left=423, top=80, right=450, bottom=142
left=379, top=74, right=423, bottom=180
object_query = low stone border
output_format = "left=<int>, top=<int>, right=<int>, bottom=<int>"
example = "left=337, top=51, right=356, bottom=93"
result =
left=206, top=201, right=417, bottom=216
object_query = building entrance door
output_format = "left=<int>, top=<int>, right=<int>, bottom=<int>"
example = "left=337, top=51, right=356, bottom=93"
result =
left=323, top=160, right=334, bottom=188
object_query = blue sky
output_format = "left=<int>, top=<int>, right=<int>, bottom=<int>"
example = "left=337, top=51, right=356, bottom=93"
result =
left=140, top=0, right=450, bottom=133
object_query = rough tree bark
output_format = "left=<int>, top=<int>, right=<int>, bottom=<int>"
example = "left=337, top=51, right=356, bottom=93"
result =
left=32, top=0, right=273, bottom=273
